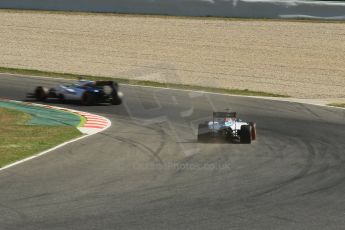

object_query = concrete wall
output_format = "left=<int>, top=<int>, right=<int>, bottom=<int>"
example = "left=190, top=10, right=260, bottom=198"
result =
left=0, top=0, right=345, bottom=19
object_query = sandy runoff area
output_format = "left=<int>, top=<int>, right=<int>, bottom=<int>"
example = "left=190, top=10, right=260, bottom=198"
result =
left=0, top=10, right=344, bottom=99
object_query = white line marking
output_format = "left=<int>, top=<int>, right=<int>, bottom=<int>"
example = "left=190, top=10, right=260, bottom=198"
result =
left=0, top=135, right=89, bottom=172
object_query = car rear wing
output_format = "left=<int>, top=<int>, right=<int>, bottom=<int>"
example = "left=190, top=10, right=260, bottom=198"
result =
left=213, top=112, right=237, bottom=118
left=94, top=81, right=119, bottom=91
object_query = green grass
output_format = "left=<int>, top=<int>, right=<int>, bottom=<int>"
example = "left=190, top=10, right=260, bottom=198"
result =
left=0, top=108, right=82, bottom=168
left=328, top=103, right=345, bottom=108
left=0, top=66, right=289, bottom=97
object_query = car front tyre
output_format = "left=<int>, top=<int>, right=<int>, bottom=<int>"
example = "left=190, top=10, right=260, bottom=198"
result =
left=82, top=92, right=95, bottom=106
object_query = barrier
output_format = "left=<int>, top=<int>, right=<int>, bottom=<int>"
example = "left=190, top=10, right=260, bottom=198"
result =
left=0, top=0, right=344, bottom=19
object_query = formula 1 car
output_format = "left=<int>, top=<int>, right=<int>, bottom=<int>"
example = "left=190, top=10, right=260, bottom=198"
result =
left=27, top=80, right=123, bottom=105
left=197, top=111, right=256, bottom=144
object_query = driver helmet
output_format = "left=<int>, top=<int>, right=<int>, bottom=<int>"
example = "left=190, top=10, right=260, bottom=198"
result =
left=224, top=117, right=235, bottom=122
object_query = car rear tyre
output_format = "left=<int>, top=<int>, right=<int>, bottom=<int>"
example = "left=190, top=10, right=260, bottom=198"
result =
left=82, top=92, right=95, bottom=106
left=249, top=122, right=257, bottom=141
left=240, top=125, right=252, bottom=144
left=35, top=86, right=47, bottom=101
left=198, top=123, right=211, bottom=142
left=111, top=92, right=122, bottom=105
left=58, top=94, right=65, bottom=103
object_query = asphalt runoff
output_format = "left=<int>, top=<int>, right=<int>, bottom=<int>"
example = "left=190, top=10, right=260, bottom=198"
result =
left=0, top=75, right=345, bottom=230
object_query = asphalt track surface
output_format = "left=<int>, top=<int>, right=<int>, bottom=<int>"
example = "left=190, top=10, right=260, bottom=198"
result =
left=0, top=75, right=345, bottom=230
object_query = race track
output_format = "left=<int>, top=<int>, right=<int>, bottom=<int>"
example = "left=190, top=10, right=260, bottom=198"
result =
left=0, top=75, right=345, bottom=230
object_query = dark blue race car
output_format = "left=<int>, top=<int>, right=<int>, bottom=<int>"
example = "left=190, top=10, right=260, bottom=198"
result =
left=28, top=80, right=123, bottom=105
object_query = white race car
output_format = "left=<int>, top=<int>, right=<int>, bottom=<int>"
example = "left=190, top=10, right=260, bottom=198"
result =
left=198, top=111, right=256, bottom=144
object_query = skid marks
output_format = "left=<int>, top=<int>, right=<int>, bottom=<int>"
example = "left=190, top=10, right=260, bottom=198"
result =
left=245, top=135, right=345, bottom=203
left=99, top=120, right=168, bottom=166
